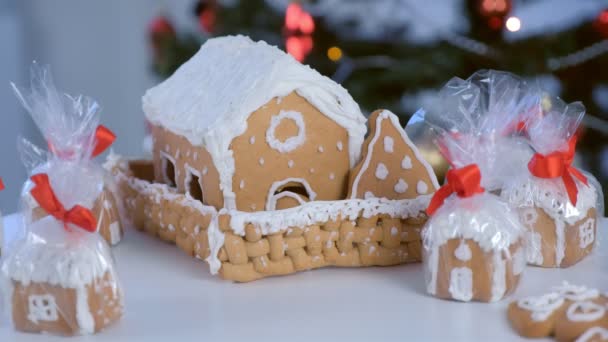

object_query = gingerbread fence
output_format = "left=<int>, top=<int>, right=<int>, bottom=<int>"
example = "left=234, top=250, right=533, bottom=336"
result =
left=109, top=157, right=431, bottom=282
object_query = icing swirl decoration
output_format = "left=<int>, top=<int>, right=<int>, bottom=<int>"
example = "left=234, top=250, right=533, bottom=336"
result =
left=266, top=110, right=306, bottom=153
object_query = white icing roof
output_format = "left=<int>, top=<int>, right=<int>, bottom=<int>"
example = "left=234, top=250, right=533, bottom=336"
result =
left=143, top=35, right=367, bottom=209
left=423, top=193, right=525, bottom=252
left=2, top=216, right=114, bottom=288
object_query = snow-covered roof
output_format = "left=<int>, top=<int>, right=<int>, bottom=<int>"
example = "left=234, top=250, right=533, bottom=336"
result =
left=3, top=216, right=114, bottom=289
left=143, top=35, right=367, bottom=209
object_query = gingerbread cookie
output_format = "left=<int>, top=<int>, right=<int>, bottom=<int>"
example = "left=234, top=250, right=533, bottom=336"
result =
left=508, top=283, right=607, bottom=341
left=348, top=109, right=439, bottom=200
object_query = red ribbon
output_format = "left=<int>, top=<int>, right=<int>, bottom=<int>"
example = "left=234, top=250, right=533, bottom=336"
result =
left=528, top=137, right=588, bottom=205
left=30, top=173, right=97, bottom=232
left=48, top=125, right=116, bottom=159
left=91, top=125, right=116, bottom=157
left=427, top=164, right=485, bottom=216
left=0, top=178, right=4, bottom=191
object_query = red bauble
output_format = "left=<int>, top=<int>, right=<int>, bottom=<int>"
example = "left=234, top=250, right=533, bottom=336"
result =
left=478, top=0, right=511, bottom=17
left=148, top=15, right=176, bottom=54
left=594, top=9, right=608, bottom=38
left=149, top=15, right=175, bottom=38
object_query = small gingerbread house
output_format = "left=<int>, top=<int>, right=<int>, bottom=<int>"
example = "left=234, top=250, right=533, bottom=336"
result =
left=2, top=216, right=123, bottom=335
left=143, top=35, right=367, bottom=212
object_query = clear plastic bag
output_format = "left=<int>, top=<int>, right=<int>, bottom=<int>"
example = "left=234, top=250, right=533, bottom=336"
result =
left=500, top=94, right=604, bottom=268
left=1, top=64, right=124, bottom=335
left=417, top=70, right=530, bottom=302
left=12, top=64, right=124, bottom=246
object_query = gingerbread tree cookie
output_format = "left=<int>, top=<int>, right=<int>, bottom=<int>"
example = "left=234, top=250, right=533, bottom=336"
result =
left=348, top=109, right=439, bottom=200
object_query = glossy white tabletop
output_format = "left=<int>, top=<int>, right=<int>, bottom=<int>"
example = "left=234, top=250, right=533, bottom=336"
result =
left=0, top=214, right=606, bottom=342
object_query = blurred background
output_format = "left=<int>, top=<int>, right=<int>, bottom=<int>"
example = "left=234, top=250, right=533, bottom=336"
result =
left=0, top=0, right=607, bottom=213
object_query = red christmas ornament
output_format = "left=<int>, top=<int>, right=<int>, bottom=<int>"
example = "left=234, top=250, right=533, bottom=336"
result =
left=284, top=3, right=315, bottom=62
left=478, top=0, right=511, bottom=30
left=149, top=15, right=175, bottom=40
left=478, top=0, right=511, bottom=17
left=594, top=9, right=608, bottom=38
left=148, top=14, right=176, bottom=62
left=194, top=0, right=217, bottom=33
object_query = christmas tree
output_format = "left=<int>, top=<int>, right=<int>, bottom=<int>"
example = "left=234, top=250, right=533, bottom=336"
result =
left=147, top=0, right=608, bottom=204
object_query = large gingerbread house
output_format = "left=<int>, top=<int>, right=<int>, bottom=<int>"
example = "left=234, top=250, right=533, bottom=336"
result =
left=111, top=35, right=439, bottom=282
left=143, top=35, right=367, bottom=212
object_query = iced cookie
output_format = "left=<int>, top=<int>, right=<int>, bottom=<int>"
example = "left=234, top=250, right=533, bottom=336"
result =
left=348, top=109, right=439, bottom=200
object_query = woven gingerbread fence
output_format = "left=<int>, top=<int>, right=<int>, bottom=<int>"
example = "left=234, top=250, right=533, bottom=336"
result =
left=110, top=158, right=430, bottom=282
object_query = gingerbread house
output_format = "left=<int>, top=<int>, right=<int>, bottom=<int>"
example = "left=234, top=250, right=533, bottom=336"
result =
left=2, top=216, right=123, bottom=335
left=110, top=35, right=439, bottom=282
left=143, top=35, right=367, bottom=212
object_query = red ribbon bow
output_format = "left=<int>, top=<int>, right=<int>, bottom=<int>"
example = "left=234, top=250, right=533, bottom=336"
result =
left=427, top=164, right=485, bottom=216
left=0, top=178, right=4, bottom=191
left=528, top=137, right=588, bottom=206
left=48, top=125, right=116, bottom=159
left=30, top=173, right=97, bottom=232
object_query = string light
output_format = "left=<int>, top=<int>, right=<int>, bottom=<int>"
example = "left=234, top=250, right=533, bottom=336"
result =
left=505, top=16, right=521, bottom=32
left=327, top=46, right=343, bottom=62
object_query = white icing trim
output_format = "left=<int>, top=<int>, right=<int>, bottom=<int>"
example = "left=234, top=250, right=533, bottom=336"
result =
left=375, top=163, right=389, bottom=180
left=265, top=110, right=306, bottom=153
left=401, top=156, right=412, bottom=169
left=454, top=241, right=471, bottom=261
left=490, top=251, right=506, bottom=302
left=267, top=191, right=306, bottom=211
left=426, top=245, right=439, bottom=295
left=109, top=222, right=121, bottom=245
left=503, top=176, right=597, bottom=226
left=394, top=179, right=408, bottom=194
left=383, top=136, right=394, bottom=153
left=512, top=247, right=525, bottom=276
left=579, top=218, right=595, bottom=249
left=417, top=181, right=429, bottom=195
left=553, top=282, right=599, bottom=302
left=184, top=164, right=204, bottom=201
left=206, top=214, right=224, bottom=275
left=159, top=151, right=177, bottom=187
left=448, top=267, right=473, bottom=301
left=555, top=219, right=565, bottom=266
left=526, top=230, right=544, bottom=265
left=76, top=286, right=95, bottom=334
left=143, top=36, right=367, bottom=210
left=567, top=301, right=606, bottom=322
left=517, top=292, right=565, bottom=321
left=575, top=326, right=608, bottom=342
left=265, top=178, right=317, bottom=211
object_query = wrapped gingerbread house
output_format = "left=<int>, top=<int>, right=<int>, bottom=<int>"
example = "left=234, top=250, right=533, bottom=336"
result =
left=419, top=70, right=529, bottom=302
left=109, top=35, right=439, bottom=282
left=2, top=66, right=123, bottom=335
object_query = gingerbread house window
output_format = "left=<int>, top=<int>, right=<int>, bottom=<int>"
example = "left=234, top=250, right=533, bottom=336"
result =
left=266, top=110, right=306, bottom=153
left=160, top=151, right=177, bottom=187
left=27, top=294, right=58, bottom=323
left=185, top=166, right=204, bottom=202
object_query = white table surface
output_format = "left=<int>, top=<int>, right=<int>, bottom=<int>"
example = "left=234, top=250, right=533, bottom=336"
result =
left=0, top=213, right=606, bottom=342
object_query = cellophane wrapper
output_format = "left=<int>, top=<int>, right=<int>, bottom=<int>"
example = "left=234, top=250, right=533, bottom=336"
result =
left=14, top=64, right=124, bottom=246
left=0, top=65, right=124, bottom=335
left=417, top=70, right=530, bottom=302
left=500, top=93, right=604, bottom=268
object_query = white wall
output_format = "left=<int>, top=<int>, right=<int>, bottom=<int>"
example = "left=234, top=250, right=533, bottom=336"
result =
left=0, top=0, right=196, bottom=213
